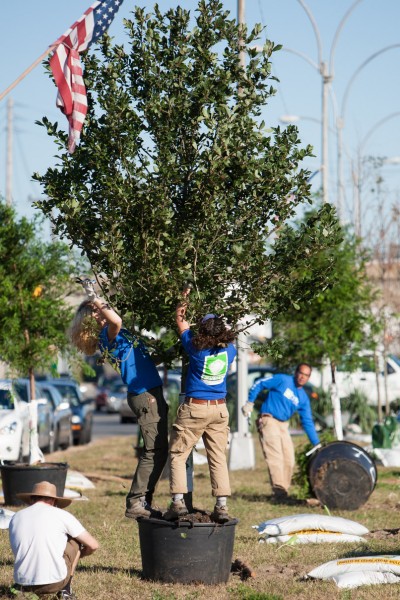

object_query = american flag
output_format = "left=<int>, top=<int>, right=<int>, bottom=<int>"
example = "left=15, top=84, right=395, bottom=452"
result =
left=50, top=0, right=124, bottom=153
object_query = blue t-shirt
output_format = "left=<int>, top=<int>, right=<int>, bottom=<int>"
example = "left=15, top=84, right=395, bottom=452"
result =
left=99, top=327, right=162, bottom=395
left=181, top=329, right=237, bottom=400
left=248, top=373, right=319, bottom=445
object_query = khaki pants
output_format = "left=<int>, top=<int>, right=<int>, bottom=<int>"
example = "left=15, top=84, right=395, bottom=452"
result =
left=258, top=414, right=295, bottom=494
left=13, top=538, right=80, bottom=594
left=169, top=400, right=231, bottom=497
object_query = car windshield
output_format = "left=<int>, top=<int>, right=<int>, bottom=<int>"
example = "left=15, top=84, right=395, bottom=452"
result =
left=52, top=384, right=81, bottom=407
left=390, top=354, right=400, bottom=368
left=0, top=389, right=14, bottom=410
left=13, top=382, right=28, bottom=403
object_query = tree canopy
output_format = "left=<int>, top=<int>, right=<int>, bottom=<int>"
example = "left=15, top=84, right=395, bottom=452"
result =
left=269, top=219, right=381, bottom=370
left=0, top=200, right=77, bottom=383
left=34, top=0, right=341, bottom=350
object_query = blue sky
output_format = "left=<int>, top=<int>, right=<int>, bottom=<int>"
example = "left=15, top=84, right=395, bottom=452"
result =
left=1, top=0, right=400, bottom=238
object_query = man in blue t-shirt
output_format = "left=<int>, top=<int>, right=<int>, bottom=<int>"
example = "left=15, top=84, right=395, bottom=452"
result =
left=72, top=278, right=168, bottom=520
left=242, top=364, right=320, bottom=502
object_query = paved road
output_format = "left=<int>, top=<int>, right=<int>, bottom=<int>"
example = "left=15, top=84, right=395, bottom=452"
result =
left=92, top=412, right=138, bottom=440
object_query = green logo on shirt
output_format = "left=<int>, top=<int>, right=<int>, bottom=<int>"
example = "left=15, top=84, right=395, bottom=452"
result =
left=201, top=352, right=228, bottom=385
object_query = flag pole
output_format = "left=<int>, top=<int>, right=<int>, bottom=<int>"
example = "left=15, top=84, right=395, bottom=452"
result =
left=0, top=44, right=57, bottom=103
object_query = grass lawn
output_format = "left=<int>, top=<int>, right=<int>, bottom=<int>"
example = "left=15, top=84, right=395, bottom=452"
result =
left=1, top=434, right=400, bottom=599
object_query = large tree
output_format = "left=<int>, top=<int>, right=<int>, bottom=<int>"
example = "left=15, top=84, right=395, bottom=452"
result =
left=0, top=201, right=76, bottom=395
left=34, top=0, right=341, bottom=346
left=268, top=218, right=382, bottom=437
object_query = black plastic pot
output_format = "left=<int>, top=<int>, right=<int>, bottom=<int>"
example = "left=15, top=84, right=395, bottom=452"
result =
left=0, top=462, right=69, bottom=506
left=308, top=441, right=377, bottom=510
left=138, top=516, right=238, bottom=584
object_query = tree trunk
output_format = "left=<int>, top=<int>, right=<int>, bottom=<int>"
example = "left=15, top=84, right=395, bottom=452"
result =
left=329, top=359, right=343, bottom=441
left=374, top=350, right=382, bottom=423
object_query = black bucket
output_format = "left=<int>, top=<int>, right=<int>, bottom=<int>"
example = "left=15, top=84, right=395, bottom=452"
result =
left=138, top=516, right=238, bottom=584
left=308, top=441, right=377, bottom=510
left=0, top=462, right=69, bottom=507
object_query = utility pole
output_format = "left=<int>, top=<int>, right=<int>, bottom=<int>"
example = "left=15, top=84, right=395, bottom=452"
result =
left=228, top=0, right=255, bottom=471
left=6, top=96, right=13, bottom=206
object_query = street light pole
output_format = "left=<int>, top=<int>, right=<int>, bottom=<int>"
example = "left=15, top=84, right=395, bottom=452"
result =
left=337, top=44, right=400, bottom=222
left=352, top=112, right=400, bottom=238
left=276, top=0, right=364, bottom=208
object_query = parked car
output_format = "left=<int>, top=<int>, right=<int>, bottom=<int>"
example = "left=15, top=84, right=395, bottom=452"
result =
left=0, top=379, right=54, bottom=459
left=39, top=383, right=72, bottom=451
left=309, top=352, right=400, bottom=407
left=119, top=372, right=181, bottom=424
left=42, top=379, right=95, bottom=446
left=95, top=377, right=125, bottom=412
left=0, top=381, right=29, bottom=462
left=12, top=379, right=54, bottom=453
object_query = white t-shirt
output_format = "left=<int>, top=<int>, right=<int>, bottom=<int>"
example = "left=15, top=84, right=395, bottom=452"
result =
left=9, top=502, right=85, bottom=585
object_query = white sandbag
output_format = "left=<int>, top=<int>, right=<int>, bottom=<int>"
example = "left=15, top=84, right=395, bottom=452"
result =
left=309, top=555, right=400, bottom=579
left=66, top=470, right=96, bottom=490
left=260, top=531, right=366, bottom=544
left=0, top=507, right=15, bottom=529
left=332, top=571, right=400, bottom=589
left=254, top=513, right=369, bottom=536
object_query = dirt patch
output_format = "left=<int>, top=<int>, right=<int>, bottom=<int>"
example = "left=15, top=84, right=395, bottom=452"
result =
left=179, top=510, right=213, bottom=523
left=365, top=527, right=400, bottom=540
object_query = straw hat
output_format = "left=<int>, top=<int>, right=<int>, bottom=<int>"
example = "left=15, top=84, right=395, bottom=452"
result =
left=16, top=481, right=72, bottom=509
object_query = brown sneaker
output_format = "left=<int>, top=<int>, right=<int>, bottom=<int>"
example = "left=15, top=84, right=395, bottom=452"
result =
left=211, top=504, right=231, bottom=524
left=125, top=498, right=151, bottom=520
left=163, top=499, right=188, bottom=521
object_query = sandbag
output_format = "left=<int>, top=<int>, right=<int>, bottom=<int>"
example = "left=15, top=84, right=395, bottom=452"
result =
left=332, top=571, right=400, bottom=589
left=260, top=531, right=366, bottom=545
left=254, top=513, right=369, bottom=536
left=309, top=555, right=400, bottom=579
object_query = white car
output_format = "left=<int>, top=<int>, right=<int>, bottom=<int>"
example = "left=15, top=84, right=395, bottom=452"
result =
left=0, top=380, right=53, bottom=461
left=0, top=382, right=29, bottom=462
left=309, top=352, right=400, bottom=407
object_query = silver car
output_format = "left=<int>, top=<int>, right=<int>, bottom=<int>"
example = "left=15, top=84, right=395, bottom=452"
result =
left=39, top=383, right=72, bottom=452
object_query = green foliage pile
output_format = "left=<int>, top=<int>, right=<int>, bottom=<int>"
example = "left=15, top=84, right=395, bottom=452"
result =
left=34, top=0, right=341, bottom=350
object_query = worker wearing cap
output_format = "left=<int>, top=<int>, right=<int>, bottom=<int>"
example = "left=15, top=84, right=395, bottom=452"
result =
left=241, top=364, right=320, bottom=502
left=164, top=297, right=237, bottom=523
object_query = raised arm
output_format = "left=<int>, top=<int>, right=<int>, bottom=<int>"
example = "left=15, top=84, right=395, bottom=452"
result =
left=77, top=277, right=122, bottom=342
left=175, top=285, right=191, bottom=336
left=175, top=301, right=190, bottom=335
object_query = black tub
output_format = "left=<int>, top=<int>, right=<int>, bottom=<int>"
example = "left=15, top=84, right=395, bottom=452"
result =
left=308, top=441, right=377, bottom=510
left=137, top=516, right=238, bottom=584
left=1, top=462, right=69, bottom=506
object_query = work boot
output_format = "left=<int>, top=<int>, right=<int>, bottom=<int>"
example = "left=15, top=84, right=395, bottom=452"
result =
left=125, top=497, right=152, bottom=520
left=163, top=499, right=188, bottom=521
left=58, top=590, right=78, bottom=600
left=211, top=504, right=231, bottom=524
left=271, top=486, right=288, bottom=504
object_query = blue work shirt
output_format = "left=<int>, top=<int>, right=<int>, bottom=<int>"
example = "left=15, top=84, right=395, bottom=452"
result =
left=99, top=327, right=162, bottom=395
left=248, top=373, right=319, bottom=445
left=181, top=329, right=237, bottom=400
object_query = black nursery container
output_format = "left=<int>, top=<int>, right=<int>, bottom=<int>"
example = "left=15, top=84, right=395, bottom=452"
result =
left=1, top=462, right=69, bottom=506
left=308, top=441, right=377, bottom=510
left=138, top=516, right=238, bottom=584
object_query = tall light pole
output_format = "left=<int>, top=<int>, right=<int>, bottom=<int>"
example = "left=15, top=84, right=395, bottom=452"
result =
left=295, top=0, right=364, bottom=206
left=337, top=44, right=400, bottom=222
left=6, top=96, right=13, bottom=207
left=352, top=112, right=400, bottom=238
left=228, top=0, right=255, bottom=471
